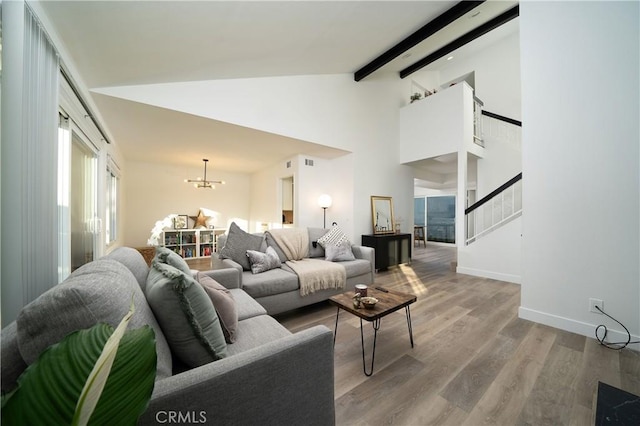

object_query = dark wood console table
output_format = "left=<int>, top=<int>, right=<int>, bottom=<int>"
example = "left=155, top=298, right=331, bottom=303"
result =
left=361, top=233, right=412, bottom=270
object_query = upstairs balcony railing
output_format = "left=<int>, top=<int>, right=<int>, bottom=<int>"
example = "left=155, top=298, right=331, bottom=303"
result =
left=473, top=96, right=484, bottom=147
left=465, top=172, right=523, bottom=245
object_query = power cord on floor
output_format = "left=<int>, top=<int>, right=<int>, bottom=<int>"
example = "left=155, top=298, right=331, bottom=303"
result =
left=594, top=305, right=640, bottom=350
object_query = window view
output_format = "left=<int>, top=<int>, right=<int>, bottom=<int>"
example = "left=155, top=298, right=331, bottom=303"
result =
left=70, top=133, right=97, bottom=271
left=426, top=196, right=455, bottom=243
left=106, top=163, right=119, bottom=245
left=414, top=198, right=426, bottom=227
left=414, top=196, right=456, bottom=243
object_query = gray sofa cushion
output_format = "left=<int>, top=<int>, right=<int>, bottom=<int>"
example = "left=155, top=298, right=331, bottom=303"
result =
left=341, top=258, right=373, bottom=277
left=264, top=232, right=288, bottom=263
left=1, top=322, right=27, bottom=393
left=104, top=246, right=150, bottom=291
left=228, top=289, right=267, bottom=320
left=219, top=222, right=265, bottom=271
left=16, top=259, right=173, bottom=380
left=146, top=260, right=228, bottom=367
left=241, top=268, right=299, bottom=299
left=225, top=315, right=291, bottom=356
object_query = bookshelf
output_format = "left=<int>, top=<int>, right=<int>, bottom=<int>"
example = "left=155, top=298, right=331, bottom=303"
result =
left=160, top=229, right=215, bottom=260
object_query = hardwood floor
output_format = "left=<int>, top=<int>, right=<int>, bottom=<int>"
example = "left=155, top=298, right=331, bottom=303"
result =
left=273, top=243, right=640, bottom=426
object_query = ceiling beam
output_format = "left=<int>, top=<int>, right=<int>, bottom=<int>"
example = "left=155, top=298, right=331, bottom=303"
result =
left=400, top=5, right=519, bottom=79
left=354, top=1, right=485, bottom=82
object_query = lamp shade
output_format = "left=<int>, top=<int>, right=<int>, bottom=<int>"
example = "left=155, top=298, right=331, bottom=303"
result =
left=318, top=194, right=332, bottom=209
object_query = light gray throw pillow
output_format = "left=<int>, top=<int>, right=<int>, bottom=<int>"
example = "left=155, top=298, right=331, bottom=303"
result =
left=246, top=246, right=282, bottom=274
left=219, top=222, right=265, bottom=271
left=325, top=242, right=356, bottom=262
left=146, top=260, right=227, bottom=367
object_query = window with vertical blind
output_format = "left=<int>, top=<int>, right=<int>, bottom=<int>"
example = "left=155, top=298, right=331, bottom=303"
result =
left=2, top=2, right=60, bottom=323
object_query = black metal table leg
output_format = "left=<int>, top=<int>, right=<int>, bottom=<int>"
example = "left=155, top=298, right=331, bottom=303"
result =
left=405, top=306, right=414, bottom=348
left=333, top=307, right=340, bottom=347
left=360, top=317, right=381, bottom=376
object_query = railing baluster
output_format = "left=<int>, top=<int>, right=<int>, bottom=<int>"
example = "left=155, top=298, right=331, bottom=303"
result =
left=464, top=173, right=523, bottom=244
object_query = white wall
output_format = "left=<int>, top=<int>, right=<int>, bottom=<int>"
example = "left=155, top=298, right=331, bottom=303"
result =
left=476, top=118, right=522, bottom=199
left=105, top=73, right=414, bottom=243
left=458, top=216, right=522, bottom=283
left=123, top=161, right=251, bottom=247
left=249, top=157, right=299, bottom=232
left=247, top=154, right=353, bottom=236
left=520, top=1, right=639, bottom=341
left=437, top=20, right=521, bottom=120
left=399, top=83, right=467, bottom=164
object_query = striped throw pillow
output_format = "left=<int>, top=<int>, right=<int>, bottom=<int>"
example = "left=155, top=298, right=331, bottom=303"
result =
left=317, top=225, right=350, bottom=248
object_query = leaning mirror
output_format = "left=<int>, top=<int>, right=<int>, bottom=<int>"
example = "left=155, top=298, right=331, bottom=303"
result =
left=371, top=196, right=395, bottom=234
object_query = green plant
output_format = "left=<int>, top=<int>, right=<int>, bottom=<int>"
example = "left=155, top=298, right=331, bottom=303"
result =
left=2, top=302, right=157, bottom=425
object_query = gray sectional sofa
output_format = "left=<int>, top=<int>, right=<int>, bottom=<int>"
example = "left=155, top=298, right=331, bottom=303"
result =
left=1, top=247, right=335, bottom=425
left=216, top=226, right=375, bottom=315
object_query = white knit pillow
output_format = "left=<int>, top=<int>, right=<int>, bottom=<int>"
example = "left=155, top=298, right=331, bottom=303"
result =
left=317, top=225, right=350, bottom=248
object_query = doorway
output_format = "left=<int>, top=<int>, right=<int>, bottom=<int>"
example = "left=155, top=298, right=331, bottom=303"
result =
left=281, top=176, right=294, bottom=227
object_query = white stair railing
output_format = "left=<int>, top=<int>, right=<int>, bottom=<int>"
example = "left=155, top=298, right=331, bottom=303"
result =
left=466, top=174, right=522, bottom=245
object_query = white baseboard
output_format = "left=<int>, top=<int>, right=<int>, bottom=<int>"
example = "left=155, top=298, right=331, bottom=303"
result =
left=519, top=307, right=640, bottom=350
left=456, top=266, right=521, bottom=284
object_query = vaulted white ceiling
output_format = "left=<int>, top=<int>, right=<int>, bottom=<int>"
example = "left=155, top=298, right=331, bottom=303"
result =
left=34, top=0, right=517, bottom=174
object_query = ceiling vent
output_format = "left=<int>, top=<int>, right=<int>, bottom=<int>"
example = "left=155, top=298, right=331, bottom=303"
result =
left=286, top=161, right=291, bottom=168
left=305, top=159, right=314, bottom=166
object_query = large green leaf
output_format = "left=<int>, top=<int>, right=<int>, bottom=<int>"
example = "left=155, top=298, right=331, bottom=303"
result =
left=74, top=300, right=136, bottom=426
left=2, top=322, right=157, bottom=425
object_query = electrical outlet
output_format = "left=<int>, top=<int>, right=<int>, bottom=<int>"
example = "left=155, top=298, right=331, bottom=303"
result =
left=589, top=298, right=604, bottom=314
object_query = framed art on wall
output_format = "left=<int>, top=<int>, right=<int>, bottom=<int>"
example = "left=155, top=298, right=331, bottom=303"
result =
left=173, top=215, right=188, bottom=229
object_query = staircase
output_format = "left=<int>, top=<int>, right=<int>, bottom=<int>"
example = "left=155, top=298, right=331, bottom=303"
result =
left=465, top=172, right=522, bottom=245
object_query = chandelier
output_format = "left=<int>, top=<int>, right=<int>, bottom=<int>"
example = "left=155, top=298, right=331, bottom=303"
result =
left=185, top=159, right=225, bottom=189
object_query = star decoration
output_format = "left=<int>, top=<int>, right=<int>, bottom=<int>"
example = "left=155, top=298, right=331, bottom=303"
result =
left=189, top=210, right=211, bottom=229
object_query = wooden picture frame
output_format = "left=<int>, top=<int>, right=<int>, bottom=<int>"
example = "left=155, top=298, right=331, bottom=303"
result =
left=371, top=196, right=395, bottom=234
left=173, top=215, right=188, bottom=229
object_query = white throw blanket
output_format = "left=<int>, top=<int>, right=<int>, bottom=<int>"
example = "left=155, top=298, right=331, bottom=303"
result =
left=266, top=228, right=309, bottom=260
left=266, top=228, right=346, bottom=295
left=286, top=258, right=346, bottom=296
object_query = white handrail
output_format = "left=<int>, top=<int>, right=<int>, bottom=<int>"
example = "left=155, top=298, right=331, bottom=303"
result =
left=466, top=179, right=522, bottom=245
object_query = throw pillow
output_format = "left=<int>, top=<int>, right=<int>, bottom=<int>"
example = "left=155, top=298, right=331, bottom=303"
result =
left=146, top=260, right=227, bottom=367
left=218, top=222, right=264, bottom=271
left=325, top=242, right=356, bottom=262
left=246, top=246, right=282, bottom=274
left=317, top=225, right=350, bottom=249
left=154, top=246, right=192, bottom=276
left=197, top=273, right=238, bottom=344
